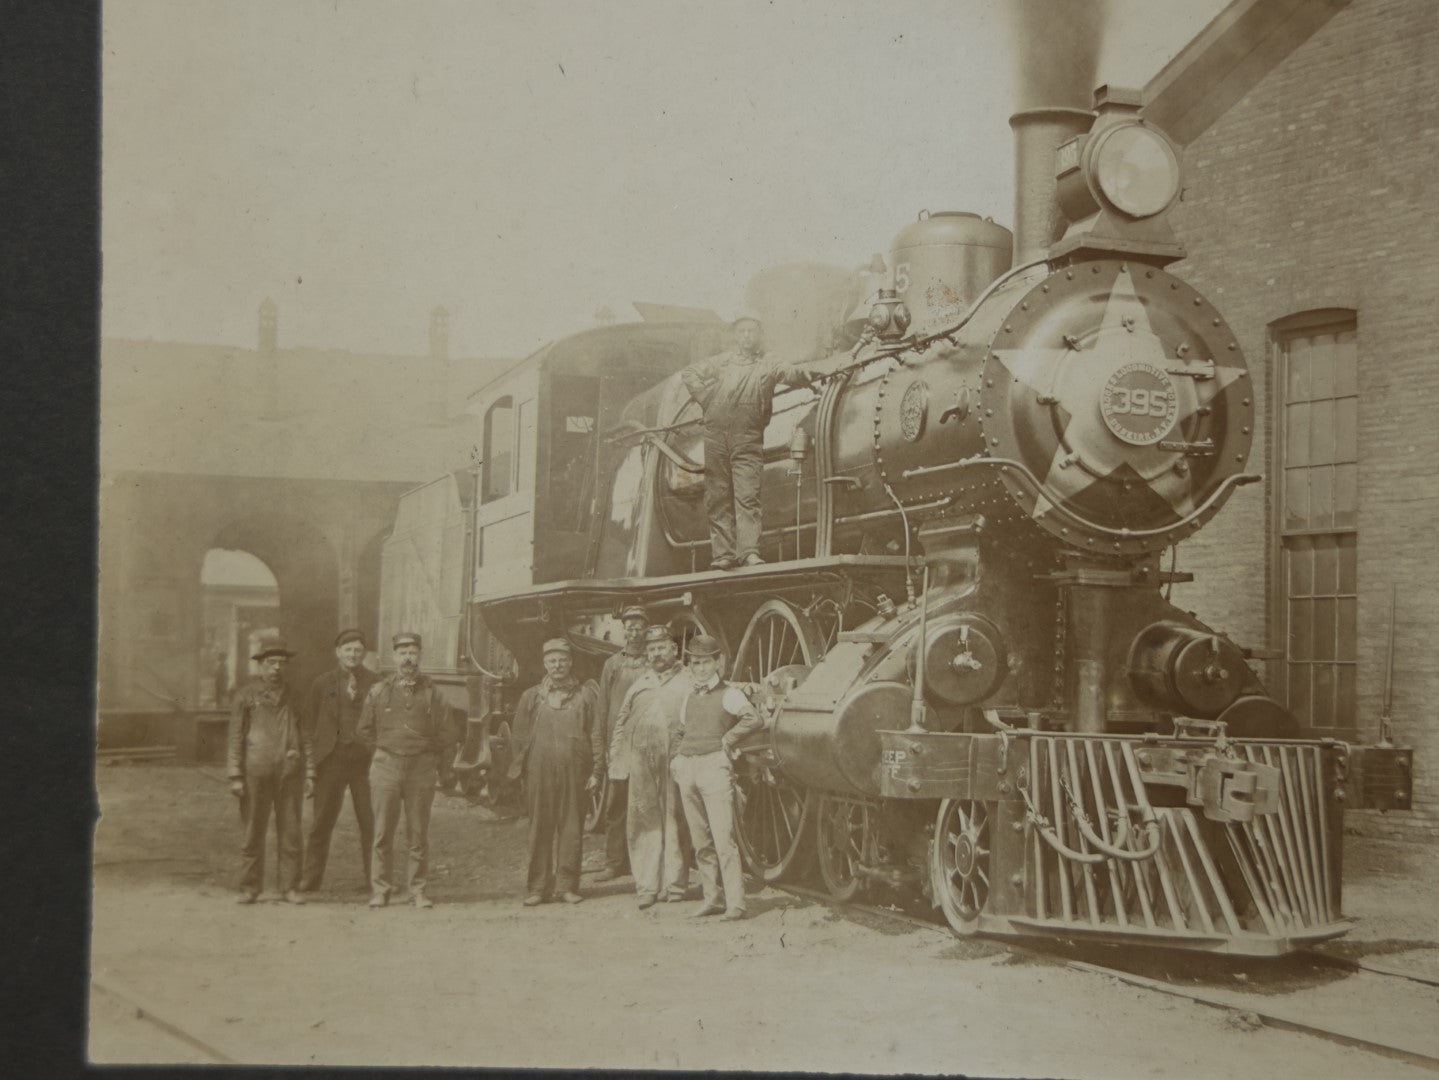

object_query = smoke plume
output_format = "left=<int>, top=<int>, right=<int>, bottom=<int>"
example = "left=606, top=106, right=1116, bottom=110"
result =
left=1004, top=0, right=1110, bottom=111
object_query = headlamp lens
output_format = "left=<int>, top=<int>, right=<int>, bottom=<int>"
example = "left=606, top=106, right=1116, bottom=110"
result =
left=1093, top=123, right=1180, bottom=218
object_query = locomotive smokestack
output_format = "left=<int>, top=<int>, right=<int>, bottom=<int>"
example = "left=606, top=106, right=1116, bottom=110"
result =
left=1009, top=108, right=1093, bottom=266
left=1002, top=0, right=1107, bottom=266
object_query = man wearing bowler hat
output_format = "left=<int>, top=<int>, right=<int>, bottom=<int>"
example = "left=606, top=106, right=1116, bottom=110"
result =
left=227, top=633, right=309, bottom=904
left=357, top=631, right=460, bottom=908
left=299, top=628, right=380, bottom=895
left=594, top=603, right=650, bottom=881
left=510, top=638, right=603, bottom=906
left=609, top=623, right=693, bottom=909
left=671, top=635, right=762, bottom=920
left=680, top=315, right=818, bottom=570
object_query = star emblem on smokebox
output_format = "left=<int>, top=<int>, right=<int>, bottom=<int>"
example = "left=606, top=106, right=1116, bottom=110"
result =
left=990, top=264, right=1246, bottom=526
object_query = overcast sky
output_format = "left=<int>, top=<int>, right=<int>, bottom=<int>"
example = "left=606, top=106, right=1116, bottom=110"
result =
left=102, top=0, right=1226, bottom=360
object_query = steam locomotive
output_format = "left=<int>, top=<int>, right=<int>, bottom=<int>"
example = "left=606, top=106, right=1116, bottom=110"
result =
left=379, top=86, right=1410, bottom=955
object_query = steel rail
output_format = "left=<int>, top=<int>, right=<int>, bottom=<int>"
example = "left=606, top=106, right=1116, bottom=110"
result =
left=91, top=975, right=236, bottom=1064
left=770, top=881, right=1439, bottom=1071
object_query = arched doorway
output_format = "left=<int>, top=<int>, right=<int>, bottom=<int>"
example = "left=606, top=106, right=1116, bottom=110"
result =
left=199, top=549, right=280, bottom=708
left=209, top=514, right=340, bottom=697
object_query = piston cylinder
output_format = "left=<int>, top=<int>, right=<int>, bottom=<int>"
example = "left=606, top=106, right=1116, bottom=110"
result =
left=772, top=681, right=913, bottom=796
left=1128, top=621, right=1248, bottom=719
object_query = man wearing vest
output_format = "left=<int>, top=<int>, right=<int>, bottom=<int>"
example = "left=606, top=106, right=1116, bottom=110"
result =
left=609, top=623, right=693, bottom=910
left=671, top=635, right=763, bottom=920
left=511, top=638, right=603, bottom=906
left=227, top=634, right=309, bottom=904
left=299, top=627, right=379, bottom=895
left=594, top=603, right=650, bottom=882
left=357, top=631, right=460, bottom=909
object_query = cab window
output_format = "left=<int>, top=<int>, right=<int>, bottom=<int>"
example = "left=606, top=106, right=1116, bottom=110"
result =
left=482, top=397, right=513, bottom=503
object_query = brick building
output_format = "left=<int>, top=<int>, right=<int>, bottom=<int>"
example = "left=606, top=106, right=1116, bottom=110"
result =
left=98, top=303, right=507, bottom=741
left=1159, top=0, right=1437, bottom=838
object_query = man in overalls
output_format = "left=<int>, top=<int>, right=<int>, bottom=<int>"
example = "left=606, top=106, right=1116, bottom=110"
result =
left=227, top=634, right=308, bottom=904
left=510, top=638, right=603, bottom=906
left=680, top=316, right=816, bottom=569
left=356, top=631, right=459, bottom=909
left=608, top=624, right=693, bottom=910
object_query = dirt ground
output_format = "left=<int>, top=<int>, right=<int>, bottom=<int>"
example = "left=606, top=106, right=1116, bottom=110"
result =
left=88, top=761, right=1438, bottom=1075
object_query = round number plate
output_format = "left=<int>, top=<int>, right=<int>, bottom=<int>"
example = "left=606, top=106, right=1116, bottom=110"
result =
left=900, top=380, right=928, bottom=442
left=1099, top=362, right=1179, bottom=446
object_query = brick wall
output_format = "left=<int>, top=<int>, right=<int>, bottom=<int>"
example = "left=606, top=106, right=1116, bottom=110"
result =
left=1167, top=0, right=1439, bottom=841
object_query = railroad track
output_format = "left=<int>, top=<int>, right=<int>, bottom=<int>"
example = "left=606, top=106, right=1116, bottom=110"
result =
left=90, top=974, right=234, bottom=1064
left=96, top=745, right=178, bottom=763
left=774, top=882, right=1439, bottom=1072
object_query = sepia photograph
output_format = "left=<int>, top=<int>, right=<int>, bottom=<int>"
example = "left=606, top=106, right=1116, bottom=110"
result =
left=89, top=0, right=1437, bottom=1073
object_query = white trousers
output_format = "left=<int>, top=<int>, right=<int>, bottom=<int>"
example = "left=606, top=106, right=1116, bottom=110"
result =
left=672, top=750, right=746, bottom=914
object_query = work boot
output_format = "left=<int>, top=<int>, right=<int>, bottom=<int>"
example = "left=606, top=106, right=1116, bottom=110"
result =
left=368, top=893, right=388, bottom=909
left=710, top=557, right=737, bottom=571
left=411, top=894, right=434, bottom=910
left=740, top=553, right=764, bottom=567
left=561, top=892, right=583, bottom=904
left=595, top=868, right=620, bottom=883
left=692, top=902, right=724, bottom=918
left=522, top=894, right=544, bottom=907
left=637, top=894, right=657, bottom=910
left=235, top=892, right=259, bottom=905
left=721, top=908, right=747, bottom=921
left=282, top=890, right=306, bottom=905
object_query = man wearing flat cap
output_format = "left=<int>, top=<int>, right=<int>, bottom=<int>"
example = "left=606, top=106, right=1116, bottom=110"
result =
left=227, top=633, right=309, bottom=904
left=299, top=628, right=379, bottom=895
left=593, top=602, right=650, bottom=882
left=357, top=631, right=460, bottom=909
left=511, top=638, right=603, bottom=905
left=672, top=635, right=763, bottom=920
left=608, top=623, right=694, bottom=909
left=680, top=316, right=818, bottom=570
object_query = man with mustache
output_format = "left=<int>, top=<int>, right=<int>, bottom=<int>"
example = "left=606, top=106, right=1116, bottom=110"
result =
left=299, top=628, right=379, bottom=895
left=594, top=603, right=650, bottom=882
left=227, top=634, right=309, bottom=904
left=609, top=623, right=694, bottom=909
left=510, top=638, right=603, bottom=906
left=356, top=631, right=460, bottom=909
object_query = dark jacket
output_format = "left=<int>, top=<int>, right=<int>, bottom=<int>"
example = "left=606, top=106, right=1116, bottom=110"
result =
left=227, top=679, right=307, bottom=780
left=303, top=665, right=380, bottom=767
left=356, top=674, right=461, bottom=757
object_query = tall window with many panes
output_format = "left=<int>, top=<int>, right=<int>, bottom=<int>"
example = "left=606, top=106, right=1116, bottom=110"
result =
left=1274, top=314, right=1358, bottom=734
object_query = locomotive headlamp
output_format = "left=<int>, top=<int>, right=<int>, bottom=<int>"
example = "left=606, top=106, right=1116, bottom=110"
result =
left=1049, top=88, right=1187, bottom=264
left=1090, top=122, right=1181, bottom=218
left=867, top=288, right=912, bottom=343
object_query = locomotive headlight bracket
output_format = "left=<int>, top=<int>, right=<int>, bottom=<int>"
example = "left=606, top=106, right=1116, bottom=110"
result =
left=1050, top=85, right=1186, bottom=266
